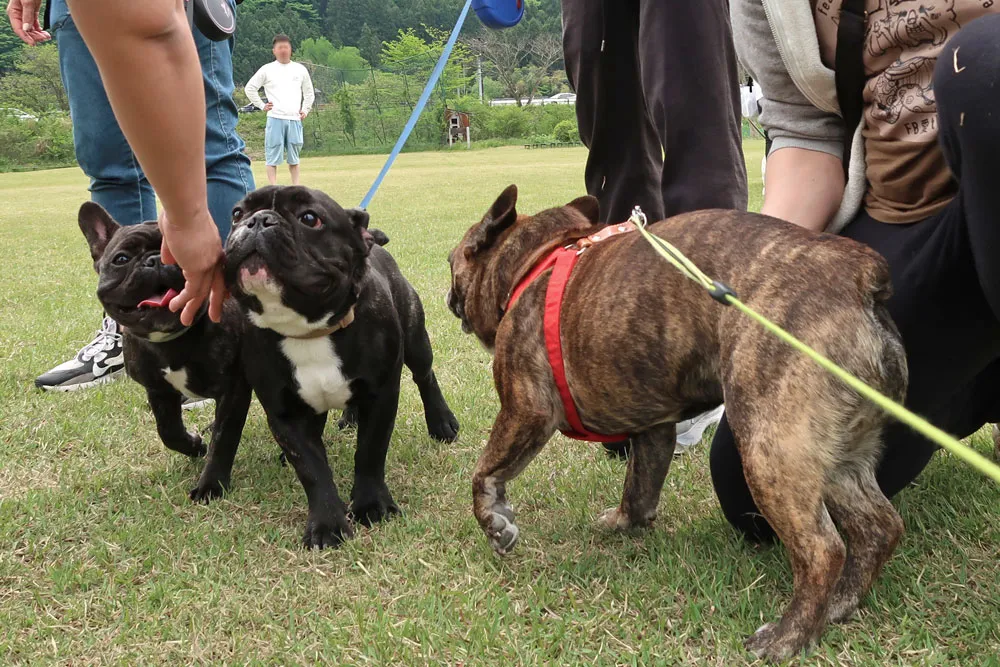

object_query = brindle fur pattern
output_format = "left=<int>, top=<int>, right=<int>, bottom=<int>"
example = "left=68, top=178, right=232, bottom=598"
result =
left=447, top=185, right=908, bottom=662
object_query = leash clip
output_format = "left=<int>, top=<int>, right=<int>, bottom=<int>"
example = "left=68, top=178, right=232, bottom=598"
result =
left=629, top=205, right=648, bottom=228
left=708, top=280, right=737, bottom=305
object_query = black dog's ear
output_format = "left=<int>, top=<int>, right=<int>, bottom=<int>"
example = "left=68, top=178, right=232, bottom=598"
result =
left=367, top=228, right=390, bottom=246
left=346, top=207, right=370, bottom=231
left=467, top=184, right=518, bottom=257
left=78, top=202, right=121, bottom=268
left=566, top=194, right=600, bottom=224
left=346, top=208, right=376, bottom=251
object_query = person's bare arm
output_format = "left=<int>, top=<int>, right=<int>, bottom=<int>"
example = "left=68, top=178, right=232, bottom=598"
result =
left=761, top=148, right=845, bottom=232
left=65, top=0, right=225, bottom=325
left=732, top=0, right=848, bottom=232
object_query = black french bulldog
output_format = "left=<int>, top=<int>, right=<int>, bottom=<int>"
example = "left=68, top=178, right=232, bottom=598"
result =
left=224, top=185, right=459, bottom=549
left=78, top=203, right=252, bottom=502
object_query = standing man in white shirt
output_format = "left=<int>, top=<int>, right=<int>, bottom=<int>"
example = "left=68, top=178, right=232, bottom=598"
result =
left=244, top=34, right=315, bottom=185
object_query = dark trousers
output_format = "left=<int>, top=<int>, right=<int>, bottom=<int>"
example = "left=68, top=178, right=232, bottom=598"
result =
left=561, top=0, right=748, bottom=224
left=710, top=15, right=1000, bottom=542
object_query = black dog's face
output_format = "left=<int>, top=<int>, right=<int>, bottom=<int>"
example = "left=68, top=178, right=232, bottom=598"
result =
left=224, top=185, right=375, bottom=337
left=78, top=203, right=187, bottom=340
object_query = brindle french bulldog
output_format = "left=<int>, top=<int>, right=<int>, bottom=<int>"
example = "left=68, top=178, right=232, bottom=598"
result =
left=447, top=185, right=908, bottom=662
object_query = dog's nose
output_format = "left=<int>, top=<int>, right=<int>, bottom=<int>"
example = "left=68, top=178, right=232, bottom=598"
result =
left=244, top=211, right=281, bottom=231
left=143, top=253, right=161, bottom=268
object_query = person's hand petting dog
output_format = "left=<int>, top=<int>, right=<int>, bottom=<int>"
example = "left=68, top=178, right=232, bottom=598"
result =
left=6, top=0, right=50, bottom=45
left=158, top=209, right=227, bottom=326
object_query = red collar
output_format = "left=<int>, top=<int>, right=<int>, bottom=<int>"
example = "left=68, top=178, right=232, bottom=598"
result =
left=506, top=221, right=636, bottom=443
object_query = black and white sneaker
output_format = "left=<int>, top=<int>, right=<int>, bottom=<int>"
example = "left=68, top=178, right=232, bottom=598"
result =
left=35, top=316, right=125, bottom=391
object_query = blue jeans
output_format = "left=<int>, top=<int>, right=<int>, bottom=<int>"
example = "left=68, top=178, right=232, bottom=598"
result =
left=50, top=0, right=254, bottom=240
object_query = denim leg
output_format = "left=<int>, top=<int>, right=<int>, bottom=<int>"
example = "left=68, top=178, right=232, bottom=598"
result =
left=50, top=0, right=154, bottom=225
left=196, top=8, right=255, bottom=242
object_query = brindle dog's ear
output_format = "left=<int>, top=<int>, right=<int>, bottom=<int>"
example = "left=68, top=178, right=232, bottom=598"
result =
left=78, top=202, right=121, bottom=269
left=566, top=194, right=600, bottom=224
left=468, top=184, right=518, bottom=257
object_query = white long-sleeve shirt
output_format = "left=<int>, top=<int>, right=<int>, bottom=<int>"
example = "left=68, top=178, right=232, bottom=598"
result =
left=244, top=61, right=315, bottom=121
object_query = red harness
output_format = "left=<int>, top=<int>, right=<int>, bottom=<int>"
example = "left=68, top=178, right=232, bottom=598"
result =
left=507, top=222, right=636, bottom=443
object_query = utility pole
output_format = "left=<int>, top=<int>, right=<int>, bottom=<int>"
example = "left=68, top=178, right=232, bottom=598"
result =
left=477, top=56, right=484, bottom=102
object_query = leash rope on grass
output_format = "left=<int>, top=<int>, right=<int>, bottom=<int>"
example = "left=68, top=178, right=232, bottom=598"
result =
left=628, top=206, right=1000, bottom=484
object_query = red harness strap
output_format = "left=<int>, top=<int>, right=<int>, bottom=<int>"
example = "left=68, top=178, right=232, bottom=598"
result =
left=507, top=222, right=635, bottom=443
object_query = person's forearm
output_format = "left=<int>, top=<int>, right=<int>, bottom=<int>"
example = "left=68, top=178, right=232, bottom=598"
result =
left=66, top=0, right=208, bottom=228
left=245, top=80, right=265, bottom=109
left=761, top=147, right=846, bottom=232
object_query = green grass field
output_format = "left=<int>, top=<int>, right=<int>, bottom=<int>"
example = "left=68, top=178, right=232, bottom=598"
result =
left=1, top=142, right=998, bottom=665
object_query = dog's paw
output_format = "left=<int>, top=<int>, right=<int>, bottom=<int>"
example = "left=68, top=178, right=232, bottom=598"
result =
left=350, top=480, right=401, bottom=527
left=825, top=592, right=861, bottom=625
left=167, top=432, right=207, bottom=459
left=744, top=620, right=815, bottom=662
left=302, top=513, right=354, bottom=550
left=337, top=406, right=359, bottom=431
left=598, top=507, right=632, bottom=531
left=189, top=476, right=228, bottom=504
left=484, top=503, right=519, bottom=555
left=427, top=408, right=460, bottom=443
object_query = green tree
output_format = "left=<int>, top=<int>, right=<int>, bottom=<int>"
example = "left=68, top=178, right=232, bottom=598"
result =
left=298, top=38, right=369, bottom=84
left=0, top=32, right=24, bottom=73
left=0, top=44, right=68, bottom=114
left=359, top=23, right=382, bottom=68
left=334, top=85, right=357, bottom=146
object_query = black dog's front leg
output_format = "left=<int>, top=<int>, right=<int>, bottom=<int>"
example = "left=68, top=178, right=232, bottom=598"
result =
left=267, top=411, right=354, bottom=549
left=147, top=389, right=207, bottom=458
left=351, top=375, right=402, bottom=526
left=190, top=375, right=253, bottom=503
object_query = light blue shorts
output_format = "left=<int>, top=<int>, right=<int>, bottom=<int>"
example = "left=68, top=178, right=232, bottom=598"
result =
left=265, top=117, right=303, bottom=166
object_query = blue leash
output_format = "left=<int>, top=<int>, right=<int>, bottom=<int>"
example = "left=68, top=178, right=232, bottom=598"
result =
left=358, top=0, right=474, bottom=210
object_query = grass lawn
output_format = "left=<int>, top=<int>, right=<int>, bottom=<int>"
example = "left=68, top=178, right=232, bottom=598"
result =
left=1, top=141, right=998, bottom=665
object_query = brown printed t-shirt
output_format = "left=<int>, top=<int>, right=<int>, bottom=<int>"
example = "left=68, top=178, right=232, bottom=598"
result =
left=813, top=0, right=997, bottom=223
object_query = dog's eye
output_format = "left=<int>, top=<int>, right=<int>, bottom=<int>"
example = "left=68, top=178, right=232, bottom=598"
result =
left=232, top=208, right=243, bottom=223
left=112, top=252, right=130, bottom=266
left=299, top=211, right=321, bottom=229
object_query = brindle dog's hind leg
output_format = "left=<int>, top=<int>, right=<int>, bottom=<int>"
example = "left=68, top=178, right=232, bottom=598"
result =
left=823, top=456, right=904, bottom=624
left=472, top=408, right=555, bottom=555
left=600, top=423, right=675, bottom=530
left=736, top=417, right=846, bottom=662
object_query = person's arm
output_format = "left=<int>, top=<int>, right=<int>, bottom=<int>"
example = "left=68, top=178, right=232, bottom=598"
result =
left=66, top=0, right=224, bottom=324
left=244, top=66, right=270, bottom=111
left=760, top=148, right=844, bottom=231
left=300, top=66, right=315, bottom=119
left=732, top=0, right=846, bottom=231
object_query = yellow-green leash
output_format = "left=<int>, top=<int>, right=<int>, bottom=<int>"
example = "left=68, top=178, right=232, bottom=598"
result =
left=628, top=207, right=1000, bottom=484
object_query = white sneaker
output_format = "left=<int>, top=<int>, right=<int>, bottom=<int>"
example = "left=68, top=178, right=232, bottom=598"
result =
left=181, top=397, right=214, bottom=411
left=674, top=404, right=725, bottom=454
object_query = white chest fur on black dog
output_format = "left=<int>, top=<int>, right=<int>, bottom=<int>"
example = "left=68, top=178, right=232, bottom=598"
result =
left=241, top=277, right=353, bottom=414
left=280, top=336, right=353, bottom=414
left=161, top=366, right=206, bottom=400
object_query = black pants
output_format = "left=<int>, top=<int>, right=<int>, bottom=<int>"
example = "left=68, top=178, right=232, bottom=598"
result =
left=561, top=0, right=748, bottom=224
left=710, top=15, right=1000, bottom=542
